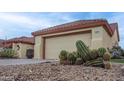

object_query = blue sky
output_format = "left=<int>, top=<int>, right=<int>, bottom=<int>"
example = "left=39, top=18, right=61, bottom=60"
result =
left=0, top=12, right=124, bottom=47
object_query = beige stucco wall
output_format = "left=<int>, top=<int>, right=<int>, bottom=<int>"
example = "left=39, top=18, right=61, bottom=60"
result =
left=34, top=26, right=113, bottom=59
left=103, top=28, right=112, bottom=49
left=13, top=43, right=21, bottom=58
left=111, top=29, right=119, bottom=46
left=34, top=36, right=43, bottom=59
left=13, top=43, right=34, bottom=58
left=91, top=26, right=104, bottom=49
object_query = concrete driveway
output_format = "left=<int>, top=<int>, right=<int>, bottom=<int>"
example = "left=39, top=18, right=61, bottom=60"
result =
left=0, top=59, right=57, bottom=66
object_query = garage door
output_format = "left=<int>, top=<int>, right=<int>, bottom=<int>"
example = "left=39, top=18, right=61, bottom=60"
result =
left=45, top=32, right=91, bottom=59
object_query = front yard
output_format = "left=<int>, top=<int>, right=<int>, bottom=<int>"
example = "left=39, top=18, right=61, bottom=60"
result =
left=0, top=62, right=124, bottom=81
left=0, top=40, right=124, bottom=81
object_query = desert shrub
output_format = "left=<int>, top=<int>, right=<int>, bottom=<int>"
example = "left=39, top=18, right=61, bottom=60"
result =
left=121, top=50, right=124, bottom=56
left=98, top=48, right=106, bottom=57
left=108, top=46, right=124, bottom=59
left=26, top=49, right=34, bottom=59
left=0, top=48, right=17, bottom=58
left=103, top=52, right=111, bottom=61
left=67, top=52, right=77, bottom=65
left=111, top=54, right=124, bottom=59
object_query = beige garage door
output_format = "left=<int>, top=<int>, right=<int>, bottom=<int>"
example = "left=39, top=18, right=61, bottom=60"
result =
left=45, top=33, right=91, bottom=59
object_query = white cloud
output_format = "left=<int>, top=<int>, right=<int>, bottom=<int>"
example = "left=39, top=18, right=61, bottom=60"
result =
left=0, top=13, right=77, bottom=39
left=0, top=13, right=34, bottom=25
left=48, top=13, right=77, bottom=22
left=0, top=13, right=50, bottom=29
left=0, top=13, right=76, bottom=31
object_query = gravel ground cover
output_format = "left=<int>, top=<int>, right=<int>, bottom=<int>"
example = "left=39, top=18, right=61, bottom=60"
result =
left=0, top=62, right=124, bottom=81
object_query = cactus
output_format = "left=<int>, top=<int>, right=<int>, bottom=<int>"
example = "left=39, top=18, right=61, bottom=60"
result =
left=73, top=51, right=85, bottom=64
left=103, top=52, right=111, bottom=61
left=75, top=58, right=84, bottom=65
left=90, top=49, right=99, bottom=60
left=59, top=50, right=68, bottom=61
left=104, top=62, right=112, bottom=69
left=67, top=52, right=76, bottom=65
left=76, top=40, right=91, bottom=62
left=98, top=48, right=106, bottom=57
left=84, top=57, right=104, bottom=68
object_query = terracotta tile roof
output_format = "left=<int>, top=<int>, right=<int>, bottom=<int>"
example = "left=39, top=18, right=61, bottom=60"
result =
left=3, top=43, right=12, bottom=48
left=32, top=19, right=113, bottom=36
left=110, top=23, right=120, bottom=41
left=3, top=36, right=34, bottom=45
left=110, top=23, right=118, bottom=32
left=0, top=39, right=4, bottom=48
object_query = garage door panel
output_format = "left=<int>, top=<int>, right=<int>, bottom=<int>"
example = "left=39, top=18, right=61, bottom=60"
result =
left=45, top=33, right=91, bottom=59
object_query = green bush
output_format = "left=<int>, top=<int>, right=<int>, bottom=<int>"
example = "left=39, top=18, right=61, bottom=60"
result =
left=108, top=46, right=124, bottom=59
left=0, top=49, right=17, bottom=58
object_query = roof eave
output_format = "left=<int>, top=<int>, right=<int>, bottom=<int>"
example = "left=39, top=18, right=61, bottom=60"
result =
left=32, top=21, right=113, bottom=37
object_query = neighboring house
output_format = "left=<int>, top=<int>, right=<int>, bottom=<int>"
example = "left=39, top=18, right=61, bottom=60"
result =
left=2, top=36, right=34, bottom=58
left=0, top=39, right=4, bottom=50
left=32, top=19, right=120, bottom=60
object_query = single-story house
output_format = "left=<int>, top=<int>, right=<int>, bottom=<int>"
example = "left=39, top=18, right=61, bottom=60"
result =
left=32, top=19, right=120, bottom=60
left=2, top=36, right=34, bottom=58
left=0, top=39, right=4, bottom=50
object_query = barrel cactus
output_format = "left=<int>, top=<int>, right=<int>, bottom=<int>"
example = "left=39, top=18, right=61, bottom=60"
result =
left=67, top=52, right=77, bottom=65
left=90, top=49, right=99, bottom=60
left=84, top=57, right=104, bottom=68
left=104, top=62, right=112, bottom=69
left=76, top=40, right=91, bottom=62
left=75, top=58, right=84, bottom=65
left=59, top=50, right=68, bottom=64
left=98, top=48, right=106, bottom=57
left=103, top=52, right=111, bottom=61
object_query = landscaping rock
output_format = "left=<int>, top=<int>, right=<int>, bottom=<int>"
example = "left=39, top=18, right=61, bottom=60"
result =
left=0, top=63, right=123, bottom=81
left=121, top=66, right=124, bottom=76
